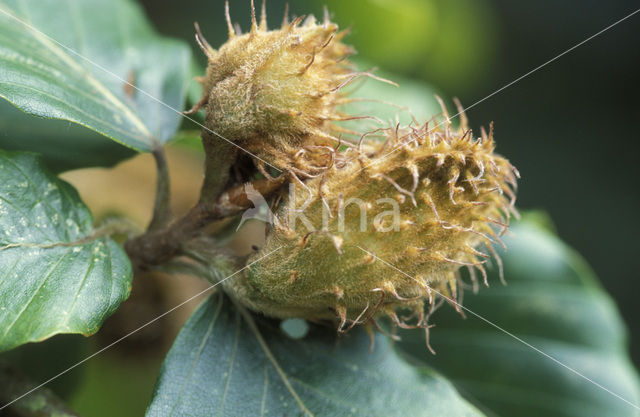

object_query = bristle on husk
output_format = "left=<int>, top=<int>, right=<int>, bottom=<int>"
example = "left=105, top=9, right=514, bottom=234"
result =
left=189, top=1, right=361, bottom=176
left=225, top=117, right=519, bottom=331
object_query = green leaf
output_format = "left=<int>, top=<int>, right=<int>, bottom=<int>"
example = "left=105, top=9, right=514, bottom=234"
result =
left=397, top=220, right=640, bottom=417
left=0, top=150, right=132, bottom=352
left=0, top=0, right=191, bottom=152
left=0, top=100, right=135, bottom=173
left=147, top=294, right=484, bottom=417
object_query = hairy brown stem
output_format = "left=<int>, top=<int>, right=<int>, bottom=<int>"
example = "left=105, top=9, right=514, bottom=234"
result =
left=124, top=176, right=284, bottom=272
left=126, top=128, right=239, bottom=271
left=199, top=130, right=238, bottom=205
left=147, top=147, right=172, bottom=231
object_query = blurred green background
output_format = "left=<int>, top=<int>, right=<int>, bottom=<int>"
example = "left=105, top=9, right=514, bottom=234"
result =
left=4, top=1, right=638, bottom=416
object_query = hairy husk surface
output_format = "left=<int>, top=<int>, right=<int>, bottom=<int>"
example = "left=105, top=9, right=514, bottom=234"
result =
left=192, top=3, right=519, bottom=337
left=225, top=121, right=519, bottom=331
left=191, top=3, right=362, bottom=175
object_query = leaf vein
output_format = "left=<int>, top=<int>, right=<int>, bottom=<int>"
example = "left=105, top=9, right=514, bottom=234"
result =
left=0, top=246, right=73, bottom=343
left=62, top=240, right=95, bottom=329
left=0, top=82, right=150, bottom=146
left=217, top=308, right=241, bottom=417
left=0, top=2, right=155, bottom=143
left=168, top=294, right=224, bottom=417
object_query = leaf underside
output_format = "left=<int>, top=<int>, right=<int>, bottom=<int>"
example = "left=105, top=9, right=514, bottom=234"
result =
left=146, top=293, right=483, bottom=417
left=0, top=150, right=132, bottom=353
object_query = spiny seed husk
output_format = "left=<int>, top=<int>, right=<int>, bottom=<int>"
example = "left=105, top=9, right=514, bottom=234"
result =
left=190, top=2, right=364, bottom=174
left=225, top=119, right=519, bottom=330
